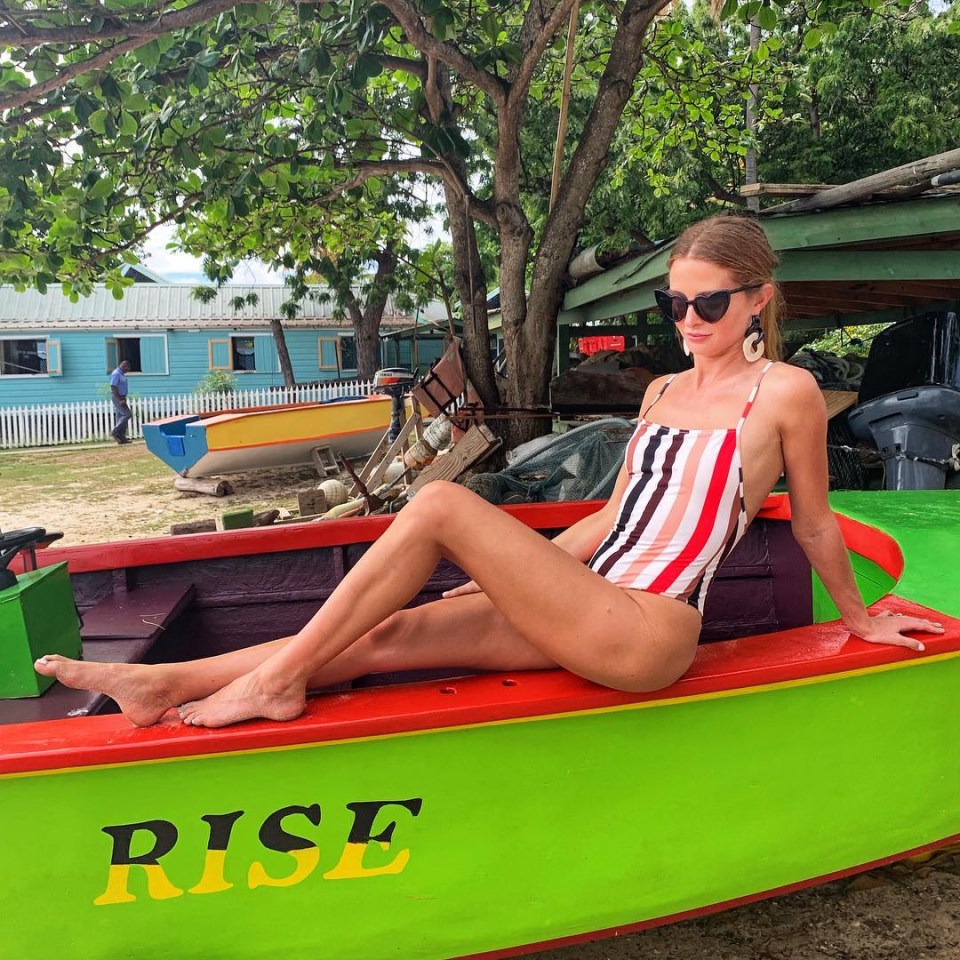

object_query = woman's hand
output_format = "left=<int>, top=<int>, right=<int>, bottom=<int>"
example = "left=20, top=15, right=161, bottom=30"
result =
left=851, top=611, right=945, bottom=652
left=442, top=580, right=483, bottom=599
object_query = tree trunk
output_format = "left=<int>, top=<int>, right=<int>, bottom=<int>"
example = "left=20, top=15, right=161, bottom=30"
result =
left=495, top=0, right=670, bottom=450
left=354, top=303, right=382, bottom=379
left=270, top=317, right=296, bottom=387
left=421, top=57, right=498, bottom=410
left=347, top=244, right=398, bottom=379
left=444, top=176, right=498, bottom=410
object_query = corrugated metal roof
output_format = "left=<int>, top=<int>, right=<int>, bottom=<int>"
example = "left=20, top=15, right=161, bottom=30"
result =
left=0, top=284, right=416, bottom=331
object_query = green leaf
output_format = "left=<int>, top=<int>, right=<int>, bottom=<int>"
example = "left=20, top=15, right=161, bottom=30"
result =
left=757, top=5, right=777, bottom=31
left=89, top=109, right=109, bottom=135
left=196, top=50, right=221, bottom=69
left=353, top=52, right=383, bottom=82
left=136, top=40, right=162, bottom=68
left=99, top=75, right=123, bottom=101
left=298, top=47, right=318, bottom=74
left=119, top=111, right=138, bottom=136
left=803, top=27, right=822, bottom=49
left=88, top=177, right=113, bottom=201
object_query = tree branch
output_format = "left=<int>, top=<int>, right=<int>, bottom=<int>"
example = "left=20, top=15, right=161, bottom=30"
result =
left=0, top=0, right=246, bottom=45
left=378, top=54, right=427, bottom=80
left=376, top=0, right=508, bottom=105
left=511, top=0, right=578, bottom=99
left=0, top=0, right=250, bottom=115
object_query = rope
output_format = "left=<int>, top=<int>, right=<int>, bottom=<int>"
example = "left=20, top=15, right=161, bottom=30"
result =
left=829, top=442, right=960, bottom=472
left=890, top=450, right=960, bottom=471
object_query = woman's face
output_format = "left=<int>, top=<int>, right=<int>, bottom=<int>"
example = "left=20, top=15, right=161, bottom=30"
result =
left=666, top=257, right=773, bottom=360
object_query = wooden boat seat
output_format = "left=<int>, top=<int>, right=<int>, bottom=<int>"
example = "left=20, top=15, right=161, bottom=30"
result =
left=80, top=582, right=196, bottom=640
left=0, top=583, right=195, bottom=726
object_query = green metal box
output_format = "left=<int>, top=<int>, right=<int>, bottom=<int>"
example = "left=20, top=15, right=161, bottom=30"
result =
left=0, top=562, right=82, bottom=699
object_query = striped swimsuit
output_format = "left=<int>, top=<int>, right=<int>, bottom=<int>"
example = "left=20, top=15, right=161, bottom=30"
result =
left=588, top=361, right=774, bottom=613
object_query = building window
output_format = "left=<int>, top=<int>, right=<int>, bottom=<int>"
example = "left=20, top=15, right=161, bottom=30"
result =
left=1, top=338, right=48, bottom=375
left=232, top=336, right=257, bottom=371
left=340, top=336, right=357, bottom=371
left=318, top=336, right=357, bottom=374
left=105, top=336, right=168, bottom=375
left=209, top=335, right=276, bottom=373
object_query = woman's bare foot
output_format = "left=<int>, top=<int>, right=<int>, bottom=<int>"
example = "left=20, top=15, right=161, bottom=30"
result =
left=34, top=655, right=175, bottom=727
left=177, top=670, right=306, bottom=728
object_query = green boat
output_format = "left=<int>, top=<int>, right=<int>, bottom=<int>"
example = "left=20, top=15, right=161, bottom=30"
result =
left=0, top=491, right=957, bottom=960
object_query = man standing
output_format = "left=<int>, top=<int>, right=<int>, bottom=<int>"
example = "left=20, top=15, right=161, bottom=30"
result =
left=109, top=360, right=132, bottom=444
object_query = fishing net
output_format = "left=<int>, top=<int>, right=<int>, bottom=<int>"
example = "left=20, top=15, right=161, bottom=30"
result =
left=464, top=418, right=635, bottom=504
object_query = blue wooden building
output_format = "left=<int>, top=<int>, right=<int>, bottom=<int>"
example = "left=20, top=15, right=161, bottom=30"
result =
left=0, top=272, right=440, bottom=405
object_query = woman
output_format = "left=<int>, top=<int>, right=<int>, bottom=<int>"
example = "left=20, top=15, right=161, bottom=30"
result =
left=36, top=215, right=942, bottom=727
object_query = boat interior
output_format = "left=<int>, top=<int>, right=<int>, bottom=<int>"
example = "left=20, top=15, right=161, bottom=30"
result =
left=0, top=506, right=815, bottom=726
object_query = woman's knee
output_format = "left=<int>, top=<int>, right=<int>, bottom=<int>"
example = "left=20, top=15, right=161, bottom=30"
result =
left=403, top=480, right=475, bottom=529
left=613, top=646, right=696, bottom=693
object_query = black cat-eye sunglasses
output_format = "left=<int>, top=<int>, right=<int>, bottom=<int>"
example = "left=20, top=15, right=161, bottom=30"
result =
left=653, top=284, right=762, bottom=324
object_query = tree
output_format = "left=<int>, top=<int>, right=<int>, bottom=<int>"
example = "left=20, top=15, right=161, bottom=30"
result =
left=755, top=0, right=960, bottom=187
left=0, top=0, right=683, bottom=448
left=5, top=0, right=937, bottom=447
left=185, top=181, right=439, bottom=381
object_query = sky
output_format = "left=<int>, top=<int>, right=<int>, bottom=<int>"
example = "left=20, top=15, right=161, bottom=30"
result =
left=139, top=224, right=285, bottom=285
left=139, top=201, right=448, bottom=286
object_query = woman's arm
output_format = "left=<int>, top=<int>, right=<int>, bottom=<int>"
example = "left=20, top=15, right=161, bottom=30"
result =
left=780, top=369, right=943, bottom=650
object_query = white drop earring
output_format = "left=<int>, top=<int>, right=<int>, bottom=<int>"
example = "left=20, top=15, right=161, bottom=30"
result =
left=682, top=338, right=690, bottom=357
left=743, top=315, right=764, bottom=363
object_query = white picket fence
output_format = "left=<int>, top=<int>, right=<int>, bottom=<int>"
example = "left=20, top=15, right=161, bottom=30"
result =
left=0, top=379, right=374, bottom=450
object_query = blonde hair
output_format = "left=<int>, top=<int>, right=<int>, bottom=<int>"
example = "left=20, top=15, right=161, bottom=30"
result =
left=668, top=214, right=783, bottom=361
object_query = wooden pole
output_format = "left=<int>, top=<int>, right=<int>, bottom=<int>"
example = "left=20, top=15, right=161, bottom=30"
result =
left=550, top=0, right=581, bottom=212
left=745, top=18, right=760, bottom=214
left=766, top=148, right=960, bottom=214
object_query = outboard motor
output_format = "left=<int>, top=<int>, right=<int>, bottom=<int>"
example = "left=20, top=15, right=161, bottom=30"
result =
left=848, top=310, right=960, bottom=490
left=373, top=368, right=416, bottom=440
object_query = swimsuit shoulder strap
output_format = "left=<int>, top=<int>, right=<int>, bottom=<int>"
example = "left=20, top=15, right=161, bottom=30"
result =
left=639, top=374, right=677, bottom=420
left=737, top=360, right=775, bottom=431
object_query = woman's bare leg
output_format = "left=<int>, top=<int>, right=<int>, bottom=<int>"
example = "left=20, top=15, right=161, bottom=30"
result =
left=35, top=638, right=291, bottom=727
left=179, top=482, right=701, bottom=727
left=35, top=594, right=556, bottom=726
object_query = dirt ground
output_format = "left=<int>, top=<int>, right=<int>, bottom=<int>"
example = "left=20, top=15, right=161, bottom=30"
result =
left=4, top=442, right=958, bottom=960
left=534, top=851, right=960, bottom=960
left=0, top=440, right=325, bottom=543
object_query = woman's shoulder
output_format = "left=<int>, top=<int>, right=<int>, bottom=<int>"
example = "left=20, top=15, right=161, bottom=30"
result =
left=762, top=360, right=823, bottom=402
left=759, top=362, right=827, bottom=434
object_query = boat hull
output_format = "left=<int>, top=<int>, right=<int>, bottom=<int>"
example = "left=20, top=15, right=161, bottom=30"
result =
left=3, top=606, right=959, bottom=960
left=143, top=395, right=393, bottom=477
left=1, top=492, right=958, bottom=959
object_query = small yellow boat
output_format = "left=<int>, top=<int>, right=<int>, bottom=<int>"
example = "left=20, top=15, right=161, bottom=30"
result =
left=143, top=395, right=393, bottom=477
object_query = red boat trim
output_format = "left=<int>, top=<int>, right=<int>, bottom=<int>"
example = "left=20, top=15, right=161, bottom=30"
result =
left=2, top=595, right=956, bottom=776
left=15, top=501, right=606, bottom=574
left=458, top=832, right=960, bottom=960
left=13, top=495, right=900, bottom=584
left=763, top=495, right=904, bottom=581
